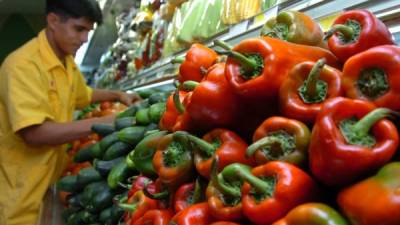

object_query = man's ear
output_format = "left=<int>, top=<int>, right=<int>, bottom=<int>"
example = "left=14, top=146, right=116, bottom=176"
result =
left=46, top=12, right=59, bottom=31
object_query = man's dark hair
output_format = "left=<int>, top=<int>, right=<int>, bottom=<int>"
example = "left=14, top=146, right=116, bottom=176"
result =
left=46, top=0, right=103, bottom=25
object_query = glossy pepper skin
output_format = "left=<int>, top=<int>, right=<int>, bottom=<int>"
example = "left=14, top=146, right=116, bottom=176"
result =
left=132, top=209, right=173, bottom=225
left=342, top=45, right=400, bottom=110
left=325, top=9, right=395, bottom=62
left=215, top=37, right=339, bottom=101
left=241, top=161, right=319, bottom=225
left=209, top=222, right=242, bottom=225
left=127, top=175, right=153, bottom=198
left=177, top=43, right=218, bottom=83
left=159, top=91, right=187, bottom=132
left=206, top=161, right=249, bottom=222
left=309, top=97, right=399, bottom=187
left=169, top=202, right=215, bottom=225
left=174, top=179, right=204, bottom=213
left=272, top=203, right=349, bottom=225
left=261, top=10, right=326, bottom=48
left=185, top=63, right=240, bottom=129
left=153, top=132, right=194, bottom=189
left=279, top=59, right=343, bottom=124
left=183, top=129, right=255, bottom=179
left=247, top=116, right=310, bottom=167
left=130, top=131, right=168, bottom=177
left=119, top=190, right=159, bottom=224
left=338, top=162, right=400, bottom=225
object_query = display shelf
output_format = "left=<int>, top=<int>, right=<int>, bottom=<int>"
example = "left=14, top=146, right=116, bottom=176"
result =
left=112, top=0, right=400, bottom=91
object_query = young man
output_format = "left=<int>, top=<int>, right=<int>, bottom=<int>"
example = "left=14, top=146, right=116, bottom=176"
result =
left=0, top=0, right=139, bottom=224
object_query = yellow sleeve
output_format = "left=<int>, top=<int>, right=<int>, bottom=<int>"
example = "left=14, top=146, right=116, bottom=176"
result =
left=74, top=70, right=93, bottom=109
left=0, top=57, right=54, bottom=132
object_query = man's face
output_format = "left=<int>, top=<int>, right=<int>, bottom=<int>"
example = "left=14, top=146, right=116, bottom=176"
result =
left=49, top=14, right=94, bottom=56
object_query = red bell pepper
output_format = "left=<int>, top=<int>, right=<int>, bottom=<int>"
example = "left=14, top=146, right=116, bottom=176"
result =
left=153, top=132, right=195, bottom=189
left=325, top=9, right=395, bottom=63
left=206, top=160, right=249, bottom=221
left=309, top=97, right=399, bottom=187
left=213, top=37, right=339, bottom=102
left=247, top=116, right=310, bottom=167
left=180, top=129, right=255, bottom=179
left=127, top=175, right=153, bottom=198
left=272, top=203, right=349, bottom=225
left=132, top=209, right=174, bottom=225
left=159, top=90, right=188, bottom=132
left=174, top=178, right=205, bottom=213
left=119, top=190, right=159, bottom=224
left=169, top=202, right=215, bottom=225
left=183, top=63, right=240, bottom=129
left=240, top=161, right=319, bottom=225
left=173, top=43, right=218, bottom=83
left=279, top=58, right=343, bottom=124
left=209, top=222, right=242, bottom=225
left=341, top=45, right=400, bottom=110
left=337, top=162, right=400, bottom=225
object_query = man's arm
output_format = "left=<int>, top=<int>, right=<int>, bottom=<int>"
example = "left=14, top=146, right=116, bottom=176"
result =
left=91, top=89, right=141, bottom=106
left=18, top=115, right=114, bottom=146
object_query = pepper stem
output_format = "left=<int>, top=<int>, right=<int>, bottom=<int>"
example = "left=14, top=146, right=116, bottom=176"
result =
left=233, top=164, right=271, bottom=193
left=304, top=58, right=326, bottom=97
left=118, top=203, right=137, bottom=212
left=185, top=133, right=216, bottom=157
left=143, top=184, right=169, bottom=200
left=192, top=177, right=204, bottom=203
left=324, top=24, right=354, bottom=41
left=214, top=40, right=259, bottom=73
left=173, top=89, right=185, bottom=114
left=246, top=136, right=285, bottom=158
left=352, top=108, right=392, bottom=136
left=182, top=81, right=199, bottom=91
left=171, top=56, right=185, bottom=64
left=210, top=157, right=241, bottom=197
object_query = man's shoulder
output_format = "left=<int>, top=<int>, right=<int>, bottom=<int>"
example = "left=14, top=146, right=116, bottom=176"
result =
left=2, top=37, right=40, bottom=67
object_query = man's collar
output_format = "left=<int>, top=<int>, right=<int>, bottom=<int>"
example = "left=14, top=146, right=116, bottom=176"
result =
left=38, top=29, right=65, bottom=71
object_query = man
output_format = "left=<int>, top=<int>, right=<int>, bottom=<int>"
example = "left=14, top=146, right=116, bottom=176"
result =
left=0, top=0, right=139, bottom=224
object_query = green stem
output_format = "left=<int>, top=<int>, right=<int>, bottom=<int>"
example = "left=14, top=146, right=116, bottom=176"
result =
left=171, top=56, right=185, bottom=64
left=118, top=203, right=137, bottom=212
left=324, top=24, right=354, bottom=41
left=182, top=81, right=199, bottom=91
left=304, top=58, right=326, bottom=97
left=186, top=133, right=216, bottom=157
left=233, top=164, right=271, bottom=193
left=210, top=157, right=241, bottom=197
left=173, top=89, right=185, bottom=114
left=214, top=40, right=258, bottom=73
left=143, top=184, right=169, bottom=200
left=352, top=108, right=392, bottom=136
left=192, top=178, right=203, bottom=203
left=246, top=136, right=286, bottom=158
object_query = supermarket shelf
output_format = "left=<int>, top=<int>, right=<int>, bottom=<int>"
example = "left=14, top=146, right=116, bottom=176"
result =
left=117, top=0, right=400, bottom=92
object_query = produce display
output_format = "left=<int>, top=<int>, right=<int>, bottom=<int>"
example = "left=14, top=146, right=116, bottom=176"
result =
left=58, top=6, right=400, bottom=225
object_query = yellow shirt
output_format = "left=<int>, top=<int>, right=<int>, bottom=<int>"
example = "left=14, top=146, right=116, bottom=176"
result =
left=0, top=29, right=92, bottom=225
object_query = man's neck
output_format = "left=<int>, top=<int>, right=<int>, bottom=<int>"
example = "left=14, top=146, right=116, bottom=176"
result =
left=45, top=28, right=66, bottom=66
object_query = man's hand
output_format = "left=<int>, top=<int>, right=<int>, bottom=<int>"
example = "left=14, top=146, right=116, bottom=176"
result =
left=118, top=92, right=141, bottom=106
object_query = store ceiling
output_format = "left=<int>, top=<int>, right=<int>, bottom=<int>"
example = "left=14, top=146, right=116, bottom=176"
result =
left=0, top=0, right=45, bottom=14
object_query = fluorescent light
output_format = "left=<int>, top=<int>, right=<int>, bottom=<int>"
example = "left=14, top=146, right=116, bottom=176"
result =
left=133, top=79, right=175, bottom=91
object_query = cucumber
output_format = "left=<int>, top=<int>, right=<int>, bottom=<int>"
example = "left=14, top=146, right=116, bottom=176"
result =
left=86, top=183, right=114, bottom=213
left=93, top=157, right=125, bottom=177
left=97, top=132, right=119, bottom=157
left=107, top=160, right=137, bottom=189
left=117, top=99, right=149, bottom=119
left=148, top=92, right=169, bottom=104
left=99, top=206, right=113, bottom=223
left=66, top=193, right=83, bottom=208
left=80, top=181, right=109, bottom=207
left=103, top=141, right=132, bottom=160
left=77, top=210, right=97, bottom=224
left=73, top=144, right=94, bottom=163
left=117, top=126, right=146, bottom=145
left=114, top=117, right=136, bottom=130
left=135, top=108, right=151, bottom=125
left=57, top=175, right=82, bottom=193
left=91, top=124, right=115, bottom=137
left=61, top=207, right=81, bottom=223
left=148, top=102, right=166, bottom=123
left=76, top=167, right=102, bottom=186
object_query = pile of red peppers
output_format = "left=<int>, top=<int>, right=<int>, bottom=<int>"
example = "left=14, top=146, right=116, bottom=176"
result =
left=122, top=9, right=400, bottom=225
